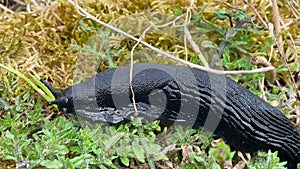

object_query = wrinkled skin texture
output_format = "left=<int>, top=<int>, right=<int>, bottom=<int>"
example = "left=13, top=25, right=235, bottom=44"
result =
left=42, top=63, right=300, bottom=168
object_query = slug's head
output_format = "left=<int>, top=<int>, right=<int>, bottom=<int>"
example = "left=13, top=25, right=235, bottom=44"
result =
left=40, top=79, right=74, bottom=116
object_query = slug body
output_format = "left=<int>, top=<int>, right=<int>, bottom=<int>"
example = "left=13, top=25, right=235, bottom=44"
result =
left=43, top=63, right=300, bottom=168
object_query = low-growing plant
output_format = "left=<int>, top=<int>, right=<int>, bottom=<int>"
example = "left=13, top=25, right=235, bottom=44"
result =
left=71, top=22, right=125, bottom=68
left=247, top=150, right=288, bottom=169
left=191, top=7, right=275, bottom=97
left=180, top=140, right=235, bottom=169
left=0, top=98, right=170, bottom=169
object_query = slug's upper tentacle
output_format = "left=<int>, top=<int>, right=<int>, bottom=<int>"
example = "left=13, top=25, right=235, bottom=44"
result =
left=40, top=79, right=63, bottom=98
left=40, top=79, right=71, bottom=116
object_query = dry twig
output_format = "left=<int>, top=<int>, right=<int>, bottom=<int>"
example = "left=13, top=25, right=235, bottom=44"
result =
left=216, top=0, right=243, bottom=10
left=243, top=0, right=268, bottom=28
left=128, top=15, right=184, bottom=115
left=251, top=56, right=276, bottom=83
left=183, top=0, right=209, bottom=67
left=129, top=26, right=152, bottom=115
left=271, top=0, right=284, bottom=57
left=271, top=0, right=299, bottom=97
left=0, top=3, right=14, bottom=14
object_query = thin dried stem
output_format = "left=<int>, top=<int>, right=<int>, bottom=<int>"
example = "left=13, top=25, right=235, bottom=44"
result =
left=251, top=56, right=276, bottom=83
left=216, top=0, right=243, bottom=10
left=0, top=3, right=14, bottom=14
left=282, top=17, right=300, bottom=29
left=271, top=0, right=284, bottom=57
left=129, top=26, right=152, bottom=115
left=184, top=27, right=209, bottom=67
left=129, top=15, right=183, bottom=115
left=259, top=76, right=267, bottom=101
left=271, top=0, right=299, bottom=97
left=183, top=0, right=209, bottom=67
left=243, top=0, right=268, bottom=28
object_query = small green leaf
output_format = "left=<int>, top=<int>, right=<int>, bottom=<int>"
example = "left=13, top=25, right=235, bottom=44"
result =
left=132, top=139, right=145, bottom=163
left=5, top=131, right=14, bottom=140
left=214, top=9, right=229, bottom=20
left=120, top=156, right=130, bottom=166
left=70, top=155, right=84, bottom=167
left=174, top=9, right=182, bottom=16
left=290, top=62, right=299, bottom=71
left=22, top=91, right=30, bottom=101
left=105, top=132, right=125, bottom=151
left=276, top=66, right=288, bottom=72
left=69, top=146, right=81, bottom=153
left=41, top=160, right=63, bottom=169
left=15, top=96, right=20, bottom=106
left=196, top=27, right=214, bottom=33
left=100, top=165, right=108, bottom=169
left=79, top=20, right=89, bottom=33
left=42, top=129, right=52, bottom=139
left=209, top=141, right=233, bottom=162
left=201, top=40, right=218, bottom=49
left=55, top=145, right=69, bottom=155
left=65, top=159, right=75, bottom=169
left=4, top=154, right=17, bottom=161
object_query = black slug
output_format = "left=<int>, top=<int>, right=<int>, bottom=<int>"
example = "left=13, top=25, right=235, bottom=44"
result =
left=42, top=63, right=300, bottom=168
